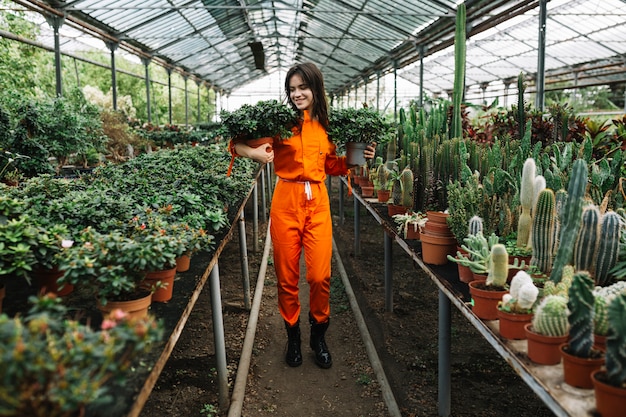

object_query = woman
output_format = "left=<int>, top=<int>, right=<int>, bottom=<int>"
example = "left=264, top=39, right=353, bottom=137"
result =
left=232, top=62, right=376, bottom=368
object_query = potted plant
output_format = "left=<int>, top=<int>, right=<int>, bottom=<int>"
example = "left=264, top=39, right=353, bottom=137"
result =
left=468, top=243, right=510, bottom=320
left=30, top=223, right=74, bottom=296
left=392, top=212, right=427, bottom=240
left=0, top=293, right=163, bottom=417
left=560, top=271, right=605, bottom=389
left=327, top=106, right=392, bottom=166
left=58, top=227, right=183, bottom=313
left=525, top=294, right=570, bottom=365
left=591, top=291, right=626, bottom=417
left=497, top=270, right=539, bottom=339
left=592, top=282, right=626, bottom=351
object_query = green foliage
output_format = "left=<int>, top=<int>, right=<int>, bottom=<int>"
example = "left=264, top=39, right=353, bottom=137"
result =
left=606, top=292, right=626, bottom=387
left=327, top=106, right=393, bottom=150
left=219, top=99, right=297, bottom=142
left=0, top=294, right=163, bottom=417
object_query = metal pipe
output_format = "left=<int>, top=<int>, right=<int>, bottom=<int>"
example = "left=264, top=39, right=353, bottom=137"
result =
left=228, top=221, right=272, bottom=417
left=339, top=179, right=345, bottom=226
left=260, top=169, right=267, bottom=224
left=238, top=211, right=251, bottom=310
left=384, top=231, right=393, bottom=312
left=535, top=0, right=547, bottom=111
left=354, top=195, right=361, bottom=256
left=438, top=290, right=451, bottom=417
left=253, top=180, right=259, bottom=253
left=209, top=262, right=230, bottom=411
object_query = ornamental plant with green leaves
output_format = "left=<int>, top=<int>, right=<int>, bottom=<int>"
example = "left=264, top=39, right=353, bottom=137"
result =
left=327, top=106, right=393, bottom=151
left=219, top=99, right=297, bottom=142
left=0, top=294, right=163, bottom=417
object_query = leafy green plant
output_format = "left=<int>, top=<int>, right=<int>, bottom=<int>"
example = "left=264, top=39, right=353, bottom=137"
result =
left=327, top=106, right=393, bottom=151
left=0, top=294, right=163, bottom=417
left=219, top=99, right=297, bottom=141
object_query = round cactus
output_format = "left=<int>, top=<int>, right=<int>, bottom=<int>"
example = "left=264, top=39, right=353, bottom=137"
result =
left=532, top=295, right=569, bottom=337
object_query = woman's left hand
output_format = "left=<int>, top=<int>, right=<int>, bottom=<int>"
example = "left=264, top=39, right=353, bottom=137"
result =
left=364, top=142, right=377, bottom=160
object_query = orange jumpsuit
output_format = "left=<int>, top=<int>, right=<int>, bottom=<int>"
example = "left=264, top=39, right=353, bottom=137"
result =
left=270, top=110, right=348, bottom=327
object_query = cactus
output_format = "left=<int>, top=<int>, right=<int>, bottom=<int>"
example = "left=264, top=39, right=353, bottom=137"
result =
left=400, top=166, right=414, bottom=208
left=451, top=2, right=466, bottom=140
left=567, top=271, right=595, bottom=358
left=573, top=205, right=600, bottom=275
left=552, top=189, right=568, bottom=255
left=517, top=72, right=526, bottom=140
left=448, top=232, right=499, bottom=275
left=377, top=162, right=393, bottom=191
left=593, top=294, right=609, bottom=336
left=595, top=211, right=621, bottom=286
left=517, top=158, right=536, bottom=248
left=542, top=264, right=573, bottom=298
left=531, top=295, right=569, bottom=337
left=530, top=189, right=555, bottom=274
left=486, top=243, right=508, bottom=288
left=468, top=215, right=483, bottom=237
left=550, top=159, right=588, bottom=284
left=500, top=271, right=538, bottom=313
left=606, top=292, right=626, bottom=387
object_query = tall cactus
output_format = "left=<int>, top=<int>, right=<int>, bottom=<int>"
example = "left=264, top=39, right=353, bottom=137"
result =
left=595, top=211, right=621, bottom=286
left=530, top=189, right=555, bottom=274
left=486, top=243, right=508, bottom=288
left=517, top=72, right=526, bottom=140
left=567, top=271, right=595, bottom=358
left=468, top=215, right=483, bottom=236
left=550, top=159, right=588, bottom=284
left=573, top=205, right=600, bottom=275
left=517, top=158, right=536, bottom=248
left=593, top=294, right=609, bottom=337
left=451, top=2, right=466, bottom=139
left=606, top=293, right=626, bottom=387
left=552, top=189, right=568, bottom=255
left=531, top=295, right=569, bottom=337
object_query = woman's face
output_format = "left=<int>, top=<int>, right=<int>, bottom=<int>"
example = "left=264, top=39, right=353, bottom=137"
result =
left=288, top=73, right=313, bottom=113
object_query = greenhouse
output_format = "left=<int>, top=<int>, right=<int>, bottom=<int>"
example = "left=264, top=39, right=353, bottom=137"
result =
left=1, top=1, right=626, bottom=416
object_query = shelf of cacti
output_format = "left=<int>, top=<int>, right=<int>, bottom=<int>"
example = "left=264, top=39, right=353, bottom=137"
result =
left=0, top=144, right=265, bottom=417
left=344, top=125, right=626, bottom=416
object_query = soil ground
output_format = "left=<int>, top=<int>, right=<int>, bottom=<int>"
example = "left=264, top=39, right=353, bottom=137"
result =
left=140, top=177, right=557, bottom=417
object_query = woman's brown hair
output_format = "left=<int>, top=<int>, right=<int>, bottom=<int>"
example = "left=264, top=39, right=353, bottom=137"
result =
left=284, top=62, right=329, bottom=131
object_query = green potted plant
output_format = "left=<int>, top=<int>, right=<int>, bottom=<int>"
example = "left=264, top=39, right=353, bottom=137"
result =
left=327, top=106, right=393, bottom=166
left=0, top=293, right=163, bottom=417
left=468, top=243, right=510, bottom=320
left=591, top=291, right=626, bottom=417
left=391, top=212, right=427, bottom=240
left=497, top=270, right=539, bottom=339
left=560, top=271, right=605, bottom=389
left=525, top=294, right=570, bottom=365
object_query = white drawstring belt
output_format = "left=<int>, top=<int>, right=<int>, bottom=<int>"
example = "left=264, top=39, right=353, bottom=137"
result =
left=280, top=178, right=313, bottom=200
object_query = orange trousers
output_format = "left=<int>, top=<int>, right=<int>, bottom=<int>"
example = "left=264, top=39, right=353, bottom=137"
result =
left=270, top=179, right=333, bottom=327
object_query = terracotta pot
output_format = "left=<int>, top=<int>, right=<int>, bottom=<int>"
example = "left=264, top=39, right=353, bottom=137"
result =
left=176, top=254, right=191, bottom=273
left=472, top=271, right=488, bottom=282
left=404, top=223, right=420, bottom=240
left=388, top=204, right=409, bottom=217
left=33, top=265, right=74, bottom=297
left=422, top=220, right=453, bottom=237
left=360, top=185, right=374, bottom=197
left=377, top=189, right=390, bottom=202
left=497, top=309, right=533, bottom=340
left=425, top=211, right=449, bottom=224
left=592, top=369, right=626, bottom=417
left=346, top=141, right=369, bottom=166
left=420, top=232, right=456, bottom=265
left=457, top=263, right=474, bottom=283
left=524, top=324, right=568, bottom=365
left=97, top=291, right=152, bottom=319
left=245, top=136, right=274, bottom=151
left=560, top=343, right=605, bottom=389
left=468, top=280, right=508, bottom=320
left=143, top=266, right=177, bottom=302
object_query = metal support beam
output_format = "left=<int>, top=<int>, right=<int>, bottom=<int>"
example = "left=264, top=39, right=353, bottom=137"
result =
left=196, top=80, right=201, bottom=125
left=208, top=262, right=229, bottom=411
left=252, top=180, right=259, bottom=253
left=384, top=231, right=393, bottom=312
left=105, top=41, right=118, bottom=110
left=238, top=212, right=251, bottom=310
left=438, top=290, right=451, bottom=416
left=167, top=68, right=173, bottom=125
left=535, top=0, right=547, bottom=111
left=184, top=75, right=189, bottom=128
left=141, top=57, right=152, bottom=123
left=45, top=14, right=65, bottom=97
left=354, top=196, right=361, bottom=256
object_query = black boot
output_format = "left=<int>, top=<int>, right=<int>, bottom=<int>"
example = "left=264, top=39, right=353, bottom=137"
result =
left=309, top=314, right=332, bottom=369
left=284, top=320, right=302, bottom=367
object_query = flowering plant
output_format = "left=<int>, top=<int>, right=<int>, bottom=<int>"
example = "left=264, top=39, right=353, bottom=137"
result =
left=0, top=294, right=163, bottom=417
left=58, top=227, right=183, bottom=305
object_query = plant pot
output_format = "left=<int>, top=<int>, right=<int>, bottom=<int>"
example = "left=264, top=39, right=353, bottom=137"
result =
left=360, top=185, right=374, bottom=197
left=457, top=262, right=474, bottom=283
left=560, top=343, right=605, bottom=389
left=497, top=309, right=533, bottom=340
left=377, top=189, right=390, bottom=202
left=346, top=141, right=369, bottom=166
left=388, top=204, right=409, bottom=217
left=33, top=265, right=74, bottom=297
left=592, top=369, right=626, bottom=417
left=419, top=232, right=456, bottom=265
left=426, top=211, right=449, bottom=225
left=142, top=266, right=177, bottom=302
left=524, top=324, right=568, bottom=365
left=472, top=271, right=488, bottom=282
left=404, top=223, right=420, bottom=240
left=97, top=290, right=152, bottom=319
left=176, top=254, right=191, bottom=273
left=468, top=280, right=508, bottom=321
